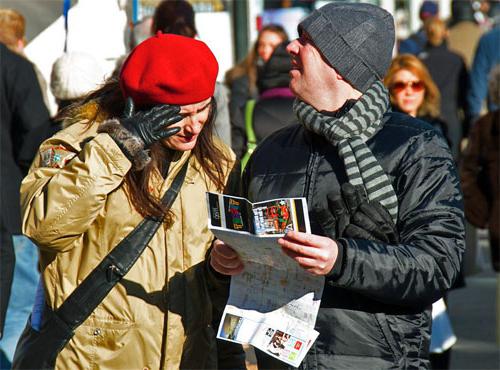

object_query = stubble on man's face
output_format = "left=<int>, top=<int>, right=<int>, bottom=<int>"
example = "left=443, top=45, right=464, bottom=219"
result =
left=290, top=45, right=335, bottom=105
left=287, top=34, right=337, bottom=105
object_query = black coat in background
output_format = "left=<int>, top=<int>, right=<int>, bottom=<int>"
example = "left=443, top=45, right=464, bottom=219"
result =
left=419, top=43, right=469, bottom=159
left=0, top=43, right=51, bottom=336
left=231, top=95, right=295, bottom=160
left=461, top=110, right=500, bottom=271
left=231, top=42, right=294, bottom=160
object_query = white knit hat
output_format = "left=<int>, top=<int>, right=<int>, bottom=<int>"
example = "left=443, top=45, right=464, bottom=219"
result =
left=50, top=52, right=105, bottom=100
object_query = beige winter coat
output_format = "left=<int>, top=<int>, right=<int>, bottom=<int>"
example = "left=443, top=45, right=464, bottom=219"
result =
left=20, top=119, right=235, bottom=369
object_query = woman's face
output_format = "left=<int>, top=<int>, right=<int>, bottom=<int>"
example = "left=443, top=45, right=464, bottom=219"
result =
left=389, top=69, right=425, bottom=117
left=257, top=30, right=284, bottom=63
left=162, top=97, right=211, bottom=151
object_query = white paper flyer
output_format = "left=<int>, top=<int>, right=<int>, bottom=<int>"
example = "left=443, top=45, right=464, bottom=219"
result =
left=206, top=192, right=324, bottom=367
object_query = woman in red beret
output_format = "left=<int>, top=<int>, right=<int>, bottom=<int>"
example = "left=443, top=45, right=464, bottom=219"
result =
left=14, top=34, right=245, bottom=370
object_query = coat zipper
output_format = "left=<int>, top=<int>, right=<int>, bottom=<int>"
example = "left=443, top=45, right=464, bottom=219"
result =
left=304, top=146, right=319, bottom=207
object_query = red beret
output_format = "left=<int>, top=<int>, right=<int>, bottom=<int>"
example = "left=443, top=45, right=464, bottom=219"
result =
left=120, top=33, right=218, bottom=106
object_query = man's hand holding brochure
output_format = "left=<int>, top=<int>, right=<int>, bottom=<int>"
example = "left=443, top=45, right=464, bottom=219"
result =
left=206, top=192, right=324, bottom=367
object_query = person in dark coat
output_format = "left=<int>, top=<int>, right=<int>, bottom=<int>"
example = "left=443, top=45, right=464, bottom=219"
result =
left=461, top=65, right=500, bottom=272
left=0, top=43, right=51, bottom=339
left=419, top=17, right=469, bottom=159
left=398, top=0, right=439, bottom=55
left=225, top=25, right=289, bottom=138
left=210, top=3, right=464, bottom=369
left=231, top=42, right=295, bottom=161
left=467, top=26, right=500, bottom=121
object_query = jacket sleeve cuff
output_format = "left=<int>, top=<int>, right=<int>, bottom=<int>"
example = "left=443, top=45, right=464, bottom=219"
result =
left=204, top=241, right=231, bottom=289
left=97, top=119, right=150, bottom=171
left=327, top=238, right=347, bottom=281
left=204, top=241, right=232, bottom=316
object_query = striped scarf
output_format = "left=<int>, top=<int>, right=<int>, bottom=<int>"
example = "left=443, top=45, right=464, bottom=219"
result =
left=294, top=80, right=398, bottom=223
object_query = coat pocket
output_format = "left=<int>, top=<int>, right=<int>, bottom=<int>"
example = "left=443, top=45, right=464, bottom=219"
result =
left=316, top=308, right=399, bottom=361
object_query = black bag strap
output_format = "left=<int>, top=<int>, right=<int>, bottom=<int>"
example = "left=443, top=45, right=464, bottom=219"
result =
left=56, top=160, right=190, bottom=330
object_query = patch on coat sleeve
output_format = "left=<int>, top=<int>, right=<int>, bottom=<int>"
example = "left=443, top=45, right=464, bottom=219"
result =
left=40, top=145, right=75, bottom=168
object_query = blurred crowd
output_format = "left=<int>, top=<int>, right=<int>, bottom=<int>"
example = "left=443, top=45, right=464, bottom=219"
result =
left=0, top=1, right=499, bottom=369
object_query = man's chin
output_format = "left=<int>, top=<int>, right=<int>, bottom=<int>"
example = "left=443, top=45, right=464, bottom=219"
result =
left=289, top=83, right=301, bottom=99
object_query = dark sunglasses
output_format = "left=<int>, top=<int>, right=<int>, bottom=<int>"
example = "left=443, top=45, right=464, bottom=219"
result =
left=390, top=80, right=425, bottom=93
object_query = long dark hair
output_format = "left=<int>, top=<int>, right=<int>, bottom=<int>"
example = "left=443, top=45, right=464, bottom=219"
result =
left=56, top=78, right=231, bottom=222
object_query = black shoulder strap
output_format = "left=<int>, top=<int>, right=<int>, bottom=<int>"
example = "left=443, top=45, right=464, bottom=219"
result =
left=56, top=159, right=190, bottom=329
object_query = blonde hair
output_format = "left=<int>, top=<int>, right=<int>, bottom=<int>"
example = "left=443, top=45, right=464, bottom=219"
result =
left=0, top=8, right=26, bottom=51
left=424, top=17, right=447, bottom=47
left=384, top=54, right=441, bottom=118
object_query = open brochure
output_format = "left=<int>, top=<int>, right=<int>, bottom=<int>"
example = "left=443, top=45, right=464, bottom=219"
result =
left=207, top=192, right=324, bottom=367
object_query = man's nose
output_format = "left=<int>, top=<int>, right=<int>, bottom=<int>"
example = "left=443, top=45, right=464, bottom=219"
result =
left=286, top=39, right=300, bottom=55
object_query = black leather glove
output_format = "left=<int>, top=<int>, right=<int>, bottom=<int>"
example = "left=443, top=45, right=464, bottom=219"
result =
left=344, top=200, right=399, bottom=244
left=121, top=97, right=183, bottom=147
left=98, top=98, right=183, bottom=171
left=312, top=183, right=365, bottom=239
left=313, top=183, right=399, bottom=244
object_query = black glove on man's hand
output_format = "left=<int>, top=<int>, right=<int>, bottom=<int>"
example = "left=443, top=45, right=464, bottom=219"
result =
left=311, top=193, right=345, bottom=239
left=313, top=182, right=399, bottom=244
left=312, top=183, right=365, bottom=239
left=344, top=200, right=399, bottom=244
left=121, top=97, right=183, bottom=147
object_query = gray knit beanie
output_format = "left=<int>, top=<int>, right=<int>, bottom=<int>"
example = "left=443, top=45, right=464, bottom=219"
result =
left=299, top=2, right=395, bottom=92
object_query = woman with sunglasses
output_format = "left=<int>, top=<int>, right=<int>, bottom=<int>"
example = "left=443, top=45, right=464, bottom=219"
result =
left=385, top=53, right=455, bottom=370
left=384, top=54, right=450, bottom=146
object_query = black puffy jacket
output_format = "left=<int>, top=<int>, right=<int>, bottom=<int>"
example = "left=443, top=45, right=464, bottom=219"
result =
left=231, top=96, right=295, bottom=159
left=242, top=111, right=465, bottom=370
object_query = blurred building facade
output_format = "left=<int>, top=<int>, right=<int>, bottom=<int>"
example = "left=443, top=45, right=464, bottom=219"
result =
left=1, top=0, right=456, bottom=115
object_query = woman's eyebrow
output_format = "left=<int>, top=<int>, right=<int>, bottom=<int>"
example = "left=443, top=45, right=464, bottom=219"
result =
left=181, top=102, right=211, bottom=116
left=196, top=102, right=211, bottom=113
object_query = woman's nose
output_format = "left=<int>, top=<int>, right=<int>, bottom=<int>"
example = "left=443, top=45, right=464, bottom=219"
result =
left=403, top=86, right=414, bottom=94
left=184, top=117, right=203, bottom=134
left=261, top=47, right=273, bottom=62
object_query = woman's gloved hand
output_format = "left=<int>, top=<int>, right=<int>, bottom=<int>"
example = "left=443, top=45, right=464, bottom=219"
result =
left=98, top=98, right=183, bottom=171
left=120, top=97, right=183, bottom=147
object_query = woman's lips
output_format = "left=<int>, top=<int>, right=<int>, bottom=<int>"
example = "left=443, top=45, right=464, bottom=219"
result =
left=402, top=98, right=418, bottom=103
left=179, top=135, right=195, bottom=143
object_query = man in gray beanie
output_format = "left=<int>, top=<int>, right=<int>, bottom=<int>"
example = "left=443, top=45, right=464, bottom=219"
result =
left=210, top=2, right=464, bottom=369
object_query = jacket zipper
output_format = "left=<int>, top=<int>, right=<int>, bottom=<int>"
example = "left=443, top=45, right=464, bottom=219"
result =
left=304, top=146, right=319, bottom=207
